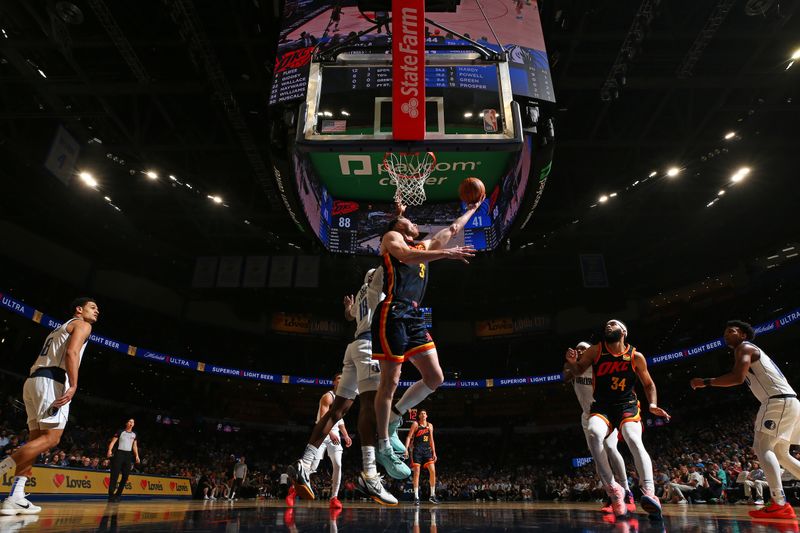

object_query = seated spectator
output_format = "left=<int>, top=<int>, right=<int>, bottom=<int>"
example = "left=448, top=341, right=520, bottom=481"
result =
left=741, top=462, right=769, bottom=505
left=669, top=464, right=704, bottom=504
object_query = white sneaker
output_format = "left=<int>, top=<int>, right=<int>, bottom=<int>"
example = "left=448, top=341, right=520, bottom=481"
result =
left=754, top=499, right=764, bottom=505
left=677, top=499, right=688, bottom=505
left=0, top=497, right=42, bottom=516
left=357, top=472, right=398, bottom=506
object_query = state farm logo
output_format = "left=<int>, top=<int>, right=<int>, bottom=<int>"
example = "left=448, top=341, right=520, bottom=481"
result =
left=401, top=97, right=419, bottom=118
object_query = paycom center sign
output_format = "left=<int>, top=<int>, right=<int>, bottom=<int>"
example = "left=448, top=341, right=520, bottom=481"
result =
left=308, top=152, right=511, bottom=201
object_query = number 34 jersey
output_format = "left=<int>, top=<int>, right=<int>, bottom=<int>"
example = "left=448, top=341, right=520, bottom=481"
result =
left=592, top=343, right=638, bottom=404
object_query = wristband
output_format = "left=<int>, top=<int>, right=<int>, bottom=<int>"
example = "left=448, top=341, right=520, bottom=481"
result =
left=703, top=378, right=713, bottom=387
left=649, top=403, right=657, bottom=409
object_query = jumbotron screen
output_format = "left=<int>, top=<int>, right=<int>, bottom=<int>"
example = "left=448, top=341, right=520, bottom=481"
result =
left=271, top=0, right=553, bottom=105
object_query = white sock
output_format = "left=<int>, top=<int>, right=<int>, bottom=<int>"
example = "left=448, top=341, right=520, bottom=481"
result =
left=771, top=487, right=787, bottom=506
left=0, top=457, right=16, bottom=477
left=378, top=438, right=391, bottom=452
left=10, top=476, right=26, bottom=499
left=362, top=446, right=377, bottom=476
left=413, top=486, right=419, bottom=498
left=301, top=444, right=318, bottom=469
left=394, top=381, right=435, bottom=417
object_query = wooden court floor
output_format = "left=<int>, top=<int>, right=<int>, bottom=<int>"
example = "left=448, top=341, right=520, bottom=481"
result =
left=1, top=499, right=798, bottom=532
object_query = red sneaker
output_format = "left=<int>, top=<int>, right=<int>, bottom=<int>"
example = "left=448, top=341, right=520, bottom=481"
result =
left=283, top=508, right=295, bottom=527
left=285, top=485, right=296, bottom=508
left=749, top=502, right=797, bottom=520
left=600, top=503, right=614, bottom=514
left=606, top=482, right=627, bottom=517
left=329, top=497, right=343, bottom=510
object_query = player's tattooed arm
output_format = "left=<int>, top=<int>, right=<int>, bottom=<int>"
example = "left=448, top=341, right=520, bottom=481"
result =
left=564, top=344, right=596, bottom=377
left=633, top=352, right=671, bottom=420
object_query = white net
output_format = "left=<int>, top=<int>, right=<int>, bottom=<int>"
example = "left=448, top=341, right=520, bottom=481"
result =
left=382, top=152, right=437, bottom=206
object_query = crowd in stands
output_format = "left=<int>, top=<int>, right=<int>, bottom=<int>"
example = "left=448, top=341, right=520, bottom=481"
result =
left=3, top=372, right=798, bottom=508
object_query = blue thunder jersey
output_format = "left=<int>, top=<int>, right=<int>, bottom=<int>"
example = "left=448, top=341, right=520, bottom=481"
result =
left=381, top=243, right=429, bottom=306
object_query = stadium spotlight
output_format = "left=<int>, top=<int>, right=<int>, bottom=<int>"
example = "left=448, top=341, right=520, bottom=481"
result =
left=731, top=167, right=750, bottom=183
left=208, top=195, right=223, bottom=204
left=724, top=131, right=736, bottom=140
left=79, top=172, right=97, bottom=188
left=145, top=170, right=158, bottom=180
left=648, top=171, right=657, bottom=177
left=717, top=190, right=726, bottom=196
left=598, top=195, right=609, bottom=203
left=666, top=167, right=681, bottom=177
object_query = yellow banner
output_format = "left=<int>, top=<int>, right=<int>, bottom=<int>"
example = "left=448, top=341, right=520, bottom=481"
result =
left=475, top=317, right=514, bottom=337
left=271, top=312, right=311, bottom=334
left=1, top=467, right=191, bottom=497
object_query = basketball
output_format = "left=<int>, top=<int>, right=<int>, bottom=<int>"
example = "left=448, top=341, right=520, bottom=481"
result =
left=459, top=177, right=485, bottom=204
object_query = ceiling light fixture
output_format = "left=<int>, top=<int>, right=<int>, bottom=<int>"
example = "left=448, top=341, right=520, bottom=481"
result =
left=145, top=171, right=158, bottom=180
left=666, top=167, right=680, bottom=177
left=78, top=172, right=97, bottom=188
left=731, top=167, right=751, bottom=183
left=724, top=131, right=736, bottom=140
left=598, top=195, right=609, bottom=203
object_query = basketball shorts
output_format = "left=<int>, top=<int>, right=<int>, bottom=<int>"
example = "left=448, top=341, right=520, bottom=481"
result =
left=338, top=336, right=381, bottom=400
left=754, top=396, right=800, bottom=441
left=23, top=376, right=70, bottom=431
left=411, top=448, right=434, bottom=468
left=589, top=399, right=640, bottom=436
left=372, top=301, right=435, bottom=363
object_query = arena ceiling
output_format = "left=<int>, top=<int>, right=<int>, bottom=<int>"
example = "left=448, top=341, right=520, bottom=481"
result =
left=1, top=0, right=798, bottom=309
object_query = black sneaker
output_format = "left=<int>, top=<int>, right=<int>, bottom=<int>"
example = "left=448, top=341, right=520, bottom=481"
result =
left=429, top=495, right=440, bottom=504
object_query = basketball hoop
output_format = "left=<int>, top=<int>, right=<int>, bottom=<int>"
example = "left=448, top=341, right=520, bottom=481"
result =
left=382, top=152, right=436, bottom=206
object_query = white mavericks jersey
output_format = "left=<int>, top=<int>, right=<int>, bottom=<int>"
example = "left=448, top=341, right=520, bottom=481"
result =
left=29, top=318, right=88, bottom=382
left=573, top=367, right=594, bottom=415
left=744, top=342, right=796, bottom=403
left=317, top=391, right=343, bottom=435
left=352, top=266, right=385, bottom=338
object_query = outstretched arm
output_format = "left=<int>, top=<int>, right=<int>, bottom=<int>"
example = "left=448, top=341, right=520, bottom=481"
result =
left=383, top=231, right=475, bottom=264
left=564, top=344, right=598, bottom=378
left=690, top=344, right=754, bottom=389
left=633, top=352, right=671, bottom=420
left=343, top=294, right=355, bottom=321
left=425, top=194, right=486, bottom=251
